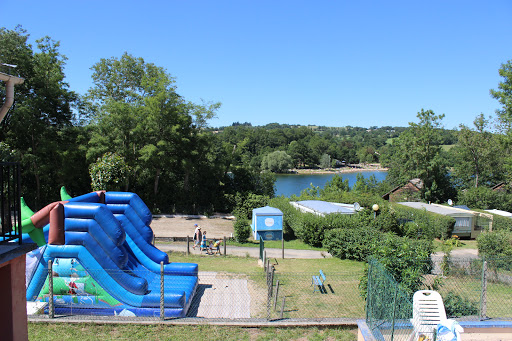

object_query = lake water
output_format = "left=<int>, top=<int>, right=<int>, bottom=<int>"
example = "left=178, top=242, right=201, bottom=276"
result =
left=274, top=170, right=388, bottom=197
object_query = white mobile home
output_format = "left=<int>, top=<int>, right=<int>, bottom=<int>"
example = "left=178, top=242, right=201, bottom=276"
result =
left=398, top=202, right=493, bottom=239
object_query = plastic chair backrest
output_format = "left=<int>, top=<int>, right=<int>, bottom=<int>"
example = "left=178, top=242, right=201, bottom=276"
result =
left=412, top=290, right=447, bottom=337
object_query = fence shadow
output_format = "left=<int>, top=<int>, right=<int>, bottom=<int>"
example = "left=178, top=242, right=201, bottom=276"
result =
left=186, top=284, right=213, bottom=317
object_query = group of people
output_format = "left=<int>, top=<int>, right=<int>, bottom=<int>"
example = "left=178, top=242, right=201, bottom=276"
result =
left=192, top=224, right=222, bottom=255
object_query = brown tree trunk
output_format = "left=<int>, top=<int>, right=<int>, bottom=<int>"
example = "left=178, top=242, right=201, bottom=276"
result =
left=154, top=168, right=161, bottom=195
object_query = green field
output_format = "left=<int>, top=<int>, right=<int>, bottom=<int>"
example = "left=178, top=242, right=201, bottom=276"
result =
left=227, top=239, right=326, bottom=251
left=168, top=252, right=366, bottom=319
left=28, top=323, right=358, bottom=341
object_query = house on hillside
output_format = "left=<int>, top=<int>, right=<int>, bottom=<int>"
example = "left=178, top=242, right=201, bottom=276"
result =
left=382, top=178, right=423, bottom=202
left=398, top=202, right=493, bottom=239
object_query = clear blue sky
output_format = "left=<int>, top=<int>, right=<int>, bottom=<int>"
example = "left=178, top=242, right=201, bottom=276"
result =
left=3, top=0, right=512, bottom=129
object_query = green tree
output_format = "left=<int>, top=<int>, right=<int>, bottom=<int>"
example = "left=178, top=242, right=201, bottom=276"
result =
left=383, top=109, right=453, bottom=203
left=319, top=153, right=331, bottom=169
left=89, top=152, right=129, bottom=191
left=490, top=60, right=512, bottom=130
left=451, top=114, right=505, bottom=188
left=0, top=26, right=79, bottom=208
left=85, top=53, right=221, bottom=211
left=261, top=150, right=293, bottom=173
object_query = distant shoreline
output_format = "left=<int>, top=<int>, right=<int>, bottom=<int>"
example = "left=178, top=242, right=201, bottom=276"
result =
left=289, top=164, right=388, bottom=175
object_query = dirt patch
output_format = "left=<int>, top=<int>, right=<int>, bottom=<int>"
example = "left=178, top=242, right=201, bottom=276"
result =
left=150, top=216, right=235, bottom=239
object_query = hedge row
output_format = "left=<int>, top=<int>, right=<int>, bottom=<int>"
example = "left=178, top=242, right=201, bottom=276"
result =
left=269, top=197, right=455, bottom=247
left=391, top=203, right=455, bottom=240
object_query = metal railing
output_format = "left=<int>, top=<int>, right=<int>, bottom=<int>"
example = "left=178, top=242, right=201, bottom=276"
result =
left=366, top=256, right=512, bottom=341
left=0, top=162, right=22, bottom=245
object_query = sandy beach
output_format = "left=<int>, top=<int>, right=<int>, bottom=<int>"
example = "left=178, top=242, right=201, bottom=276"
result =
left=291, top=163, right=388, bottom=175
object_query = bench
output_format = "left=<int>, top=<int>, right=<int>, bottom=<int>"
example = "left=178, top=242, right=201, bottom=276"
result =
left=311, top=270, right=326, bottom=293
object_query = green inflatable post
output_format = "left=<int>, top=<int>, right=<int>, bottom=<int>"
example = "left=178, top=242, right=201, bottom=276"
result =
left=60, top=186, right=73, bottom=201
left=19, top=197, right=46, bottom=246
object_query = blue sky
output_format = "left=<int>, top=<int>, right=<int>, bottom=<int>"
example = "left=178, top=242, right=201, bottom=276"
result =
left=3, top=1, right=512, bottom=129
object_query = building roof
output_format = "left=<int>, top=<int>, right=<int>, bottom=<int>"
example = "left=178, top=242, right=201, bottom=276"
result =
left=252, top=206, right=283, bottom=215
left=485, top=209, right=512, bottom=218
left=398, top=202, right=475, bottom=216
left=291, top=200, right=359, bottom=216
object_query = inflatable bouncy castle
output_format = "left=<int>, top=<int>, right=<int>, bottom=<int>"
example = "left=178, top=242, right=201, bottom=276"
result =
left=24, top=189, right=197, bottom=317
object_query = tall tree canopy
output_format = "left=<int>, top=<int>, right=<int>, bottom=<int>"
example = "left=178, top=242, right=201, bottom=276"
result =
left=450, top=114, right=505, bottom=189
left=382, top=109, right=453, bottom=203
left=491, top=60, right=512, bottom=131
left=0, top=26, right=83, bottom=208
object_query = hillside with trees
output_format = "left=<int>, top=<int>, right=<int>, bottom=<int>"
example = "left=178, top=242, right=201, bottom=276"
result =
left=2, top=26, right=512, bottom=216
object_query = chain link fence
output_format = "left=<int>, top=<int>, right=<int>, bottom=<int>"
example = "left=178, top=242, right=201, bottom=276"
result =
left=366, top=256, right=512, bottom=341
left=28, top=258, right=365, bottom=321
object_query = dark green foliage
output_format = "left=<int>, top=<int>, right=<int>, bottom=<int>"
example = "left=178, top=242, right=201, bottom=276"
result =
left=477, top=231, right=512, bottom=271
left=443, top=291, right=478, bottom=317
left=457, top=186, right=512, bottom=211
left=231, top=193, right=269, bottom=220
left=323, top=226, right=380, bottom=261
left=359, top=235, right=433, bottom=299
left=233, top=218, right=251, bottom=243
left=392, top=204, right=455, bottom=239
left=267, top=196, right=301, bottom=238
left=489, top=213, right=512, bottom=232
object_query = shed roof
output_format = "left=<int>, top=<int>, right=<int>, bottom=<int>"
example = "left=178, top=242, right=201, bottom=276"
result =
left=252, top=206, right=283, bottom=215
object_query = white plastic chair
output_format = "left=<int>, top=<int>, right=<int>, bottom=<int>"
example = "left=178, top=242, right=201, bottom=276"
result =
left=410, top=290, right=447, bottom=341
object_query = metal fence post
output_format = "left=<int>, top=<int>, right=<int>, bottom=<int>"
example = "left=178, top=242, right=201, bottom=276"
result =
left=282, top=235, right=284, bottom=259
left=270, top=265, right=275, bottom=296
left=390, top=283, right=398, bottom=341
left=480, top=258, right=488, bottom=320
left=280, top=296, right=286, bottom=319
left=48, top=260, right=54, bottom=318
left=266, top=265, right=272, bottom=320
left=160, top=261, right=165, bottom=320
left=186, top=235, right=190, bottom=256
left=274, top=280, right=280, bottom=310
left=365, top=259, right=373, bottom=322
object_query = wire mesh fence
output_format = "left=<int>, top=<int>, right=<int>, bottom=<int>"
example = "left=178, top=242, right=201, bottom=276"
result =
left=28, top=258, right=366, bottom=321
left=366, top=256, right=512, bottom=341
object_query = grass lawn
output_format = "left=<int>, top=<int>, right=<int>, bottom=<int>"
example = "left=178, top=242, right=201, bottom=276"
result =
left=168, top=252, right=366, bottom=319
left=433, top=239, right=478, bottom=252
left=28, top=323, right=358, bottom=341
left=168, top=251, right=364, bottom=274
left=227, top=238, right=326, bottom=251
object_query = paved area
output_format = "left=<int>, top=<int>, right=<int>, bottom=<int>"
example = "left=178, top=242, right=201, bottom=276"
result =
left=187, top=272, right=251, bottom=319
left=157, top=242, right=332, bottom=259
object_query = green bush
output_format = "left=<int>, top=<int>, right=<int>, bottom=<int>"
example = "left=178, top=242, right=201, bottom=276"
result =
left=477, top=230, right=512, bottom=271
left=392, top=203, right=455, bottom=240
left=323, top=226, right=380, bottom=261
left=488, top=213, right=512, bottom=232
left=359, top=234, right=434, bottom=298
left=443, top=291, right=478, bottom=317
left=267, top=196, right=302, bottom=238
left=232, top=193, right=269, bottom=220
left=233, top=218, right=251, bottom=243
left=457, top=186, right=512, bottom=211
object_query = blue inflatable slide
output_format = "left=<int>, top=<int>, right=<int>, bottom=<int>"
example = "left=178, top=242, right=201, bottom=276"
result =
left=25, top=191, right=198, bottom=317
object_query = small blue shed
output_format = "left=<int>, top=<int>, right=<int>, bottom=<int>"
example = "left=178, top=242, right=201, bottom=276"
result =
left=251, top=206, right=283, bottom=241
